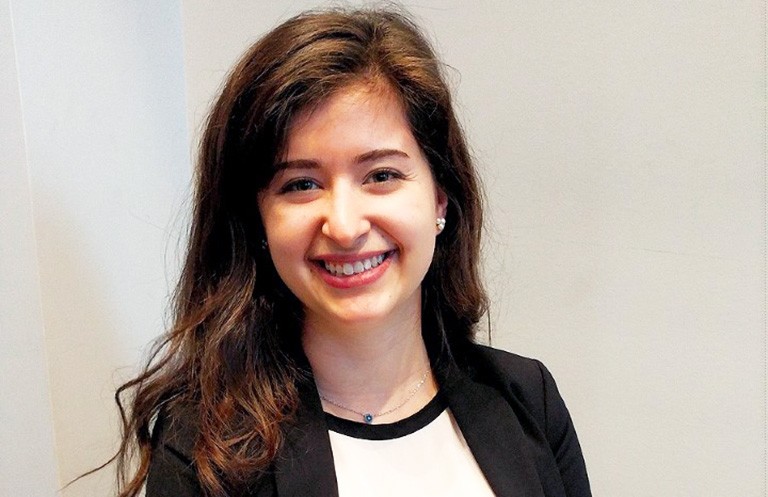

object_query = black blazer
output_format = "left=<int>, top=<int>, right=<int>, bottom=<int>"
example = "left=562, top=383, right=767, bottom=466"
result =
left=147, top=345, right=591, bottom=496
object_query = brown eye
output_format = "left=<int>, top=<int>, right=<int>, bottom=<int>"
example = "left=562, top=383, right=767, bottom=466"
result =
left=366, top=169, right=402, bottom=184
left=281, top=178, right=318, bottom=193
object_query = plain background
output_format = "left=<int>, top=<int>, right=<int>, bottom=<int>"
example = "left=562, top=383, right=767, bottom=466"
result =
left=1, top=1, right=764, bottom=496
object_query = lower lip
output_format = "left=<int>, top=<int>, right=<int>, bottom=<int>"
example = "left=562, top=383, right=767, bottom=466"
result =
left=314, top=253, right=393, bottom=289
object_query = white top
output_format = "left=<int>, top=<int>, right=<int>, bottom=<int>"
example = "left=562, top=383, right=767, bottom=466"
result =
left=326, top=395, right=496, bottom=497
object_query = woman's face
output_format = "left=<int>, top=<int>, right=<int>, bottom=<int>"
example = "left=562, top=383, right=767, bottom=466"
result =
left=258, top=83, right=447, bottom=332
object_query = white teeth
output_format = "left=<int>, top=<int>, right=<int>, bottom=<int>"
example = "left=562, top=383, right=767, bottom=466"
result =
left=322, top=253, right=389, bottom=277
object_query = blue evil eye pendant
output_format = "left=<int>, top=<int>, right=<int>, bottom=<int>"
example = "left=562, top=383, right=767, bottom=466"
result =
left=363, top=413, right=374, bottom=424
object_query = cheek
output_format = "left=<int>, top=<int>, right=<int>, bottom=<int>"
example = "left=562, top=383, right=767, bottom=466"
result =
left=264, top=209, right=320, bottom=283
left=266, top=239, right=307, bottom=300
left=384, top=199, right=438, bottom=256
left=261, top=207, right=302, bottom=272
left=389, top=189, right=440, bottom=231
left=266, top=227, right=301, bottom=263
left=261, top=202, right=294, bottom=246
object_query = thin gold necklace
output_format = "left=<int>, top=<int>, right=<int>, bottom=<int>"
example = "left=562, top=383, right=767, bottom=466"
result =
left=319, top=370, right=430, bottom=424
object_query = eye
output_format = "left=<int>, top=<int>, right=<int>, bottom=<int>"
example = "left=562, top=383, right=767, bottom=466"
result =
left=365, top=169, right=403, bottom=184
left=280, top=178, right=319, bottom=193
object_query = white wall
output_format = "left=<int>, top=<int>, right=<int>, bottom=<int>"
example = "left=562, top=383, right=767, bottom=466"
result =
left=182, top=2, right=764, bottom=496
left=3, top=1, right=190, bottom=495
left=2, top=1, right=764, bottom=496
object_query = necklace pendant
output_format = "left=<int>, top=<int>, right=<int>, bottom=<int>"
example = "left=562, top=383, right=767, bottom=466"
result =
left=363, top=413, right=374, bottom=424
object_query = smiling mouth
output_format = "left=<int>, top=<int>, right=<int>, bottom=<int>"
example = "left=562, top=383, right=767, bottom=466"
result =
left=321, top=252, right=391, bottom=277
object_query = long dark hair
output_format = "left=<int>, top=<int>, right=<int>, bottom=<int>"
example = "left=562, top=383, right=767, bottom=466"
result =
left=111, top=7, right=487, bottom=496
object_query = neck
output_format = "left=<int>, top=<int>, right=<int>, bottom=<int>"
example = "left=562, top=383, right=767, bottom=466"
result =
left=302, top=308, right=436, bottom=423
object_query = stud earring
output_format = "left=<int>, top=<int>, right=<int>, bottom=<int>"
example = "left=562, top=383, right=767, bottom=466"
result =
left=436, top=217, right=446, bottom=233
left=261, top=239, right=269, bottom=250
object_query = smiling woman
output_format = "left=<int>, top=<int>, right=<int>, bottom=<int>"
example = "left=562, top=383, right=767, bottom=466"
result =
left=259, top=84, right=447, bottom=334
left=106, top=7, right=591, bottom=497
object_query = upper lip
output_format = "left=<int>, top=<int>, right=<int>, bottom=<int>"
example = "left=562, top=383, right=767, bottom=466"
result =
left=311, top=250, right=392, bottom=263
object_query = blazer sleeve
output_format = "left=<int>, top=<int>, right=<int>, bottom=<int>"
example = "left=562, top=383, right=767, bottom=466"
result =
left=535, top=360, right=591, bottom=497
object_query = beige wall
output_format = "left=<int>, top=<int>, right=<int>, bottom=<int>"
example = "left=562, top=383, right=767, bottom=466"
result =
left=2, top=1, right=764, bottom=496
left=183, top=2, right=765, bottom=493
left=0, top=1, right=59, bottom=495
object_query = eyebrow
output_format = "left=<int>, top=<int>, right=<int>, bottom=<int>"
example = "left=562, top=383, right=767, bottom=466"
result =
left=356, top=148, right=410, bottom=164
left=274, top=148, right=410, bottom=171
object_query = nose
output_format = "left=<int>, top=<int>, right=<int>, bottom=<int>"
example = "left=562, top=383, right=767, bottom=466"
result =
left=321, top=185, right=370, bottom=248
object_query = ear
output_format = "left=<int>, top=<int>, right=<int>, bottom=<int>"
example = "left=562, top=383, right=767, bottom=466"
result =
left=435, top=187, right=448, bottom=219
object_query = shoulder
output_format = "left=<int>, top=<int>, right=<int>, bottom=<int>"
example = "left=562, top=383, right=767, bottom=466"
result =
left=148, top=401, right=279, bottom=497
left=466, top=343, right=545, bottom=382
left=152, top=401, right=198, bottom=461
left=465, top=344, right=553, bottom=397
left=466, top=345, right=591, bottom=496
left=463, top=344, right=570, bottom=438
left=146, top=402, right=201, bottom=495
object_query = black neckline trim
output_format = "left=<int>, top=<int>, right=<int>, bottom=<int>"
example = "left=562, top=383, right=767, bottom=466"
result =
left=325, top=392, right=447, bottom=440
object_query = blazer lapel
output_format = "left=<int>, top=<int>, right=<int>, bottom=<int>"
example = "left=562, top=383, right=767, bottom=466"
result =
left=441, top=364, right=546, bottom=497
left=273, top=379, right=339, bottom=497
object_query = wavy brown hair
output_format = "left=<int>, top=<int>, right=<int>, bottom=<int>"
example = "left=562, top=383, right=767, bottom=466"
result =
left=108, top=7, right=487, bottom=496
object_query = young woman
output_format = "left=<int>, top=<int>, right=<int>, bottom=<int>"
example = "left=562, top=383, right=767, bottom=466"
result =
left=113, top=8, right=591, bottom=497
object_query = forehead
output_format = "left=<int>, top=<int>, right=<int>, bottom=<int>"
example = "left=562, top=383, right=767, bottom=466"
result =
left=282, top=83, right=413, bottom=160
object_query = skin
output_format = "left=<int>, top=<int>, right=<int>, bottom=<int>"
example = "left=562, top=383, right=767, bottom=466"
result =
left=258, top=82, right=447, bottom=422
